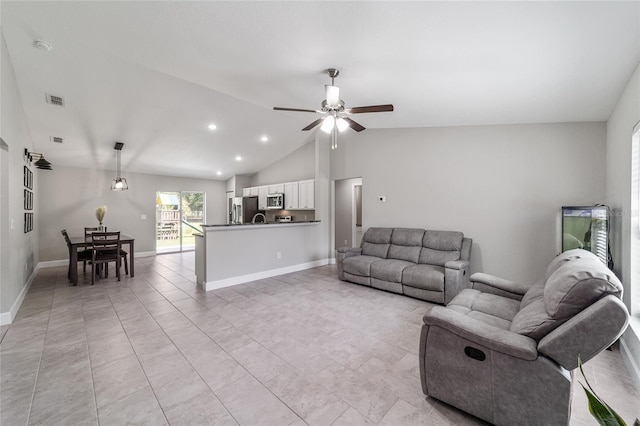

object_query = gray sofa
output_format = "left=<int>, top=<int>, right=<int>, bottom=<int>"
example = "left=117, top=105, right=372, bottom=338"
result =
left=419, top=249, right=630, bottom=426
left=337, top=227, right=472, bottom=304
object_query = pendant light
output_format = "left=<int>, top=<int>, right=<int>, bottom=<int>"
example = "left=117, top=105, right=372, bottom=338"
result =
left=110, top=142, right=128, bottom=191
left=24, top=149, right=53, bottom=170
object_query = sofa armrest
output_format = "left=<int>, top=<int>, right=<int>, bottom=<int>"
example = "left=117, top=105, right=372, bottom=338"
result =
left=423, top=306, right=538, bottom=360
left=443, top=260, right=470, bottom=304
left=469, top=272, right=529, bottom=300
left=336, top=247, right=362, bottom=280
left=445, top=260, right=469, bottom=270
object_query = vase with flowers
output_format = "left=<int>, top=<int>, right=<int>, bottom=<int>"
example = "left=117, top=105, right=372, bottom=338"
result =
left=95, top=205, right=107, bottom=231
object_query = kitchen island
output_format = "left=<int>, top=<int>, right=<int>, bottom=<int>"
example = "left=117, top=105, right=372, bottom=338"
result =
left=195, top=221, right=327, bottom=291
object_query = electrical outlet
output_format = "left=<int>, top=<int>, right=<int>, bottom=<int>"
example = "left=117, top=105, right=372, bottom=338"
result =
left=141, top=214, right=147, bottom=220
left=277, top=252, right=282, bottom=259
left=344, top=240, right=348, bottom=245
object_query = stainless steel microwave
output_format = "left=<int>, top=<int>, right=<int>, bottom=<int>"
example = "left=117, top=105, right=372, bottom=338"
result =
left=266, top=193, right=284, bottom=209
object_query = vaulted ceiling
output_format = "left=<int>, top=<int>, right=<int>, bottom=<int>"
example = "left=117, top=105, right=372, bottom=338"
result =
left=2, top=1, right=639, bottom=180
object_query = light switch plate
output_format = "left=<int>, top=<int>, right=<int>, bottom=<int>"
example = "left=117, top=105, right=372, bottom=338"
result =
left=141, top=215, right=147, bottom=220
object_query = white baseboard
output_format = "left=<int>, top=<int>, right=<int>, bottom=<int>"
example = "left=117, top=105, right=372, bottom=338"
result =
left=200, top=258, right=331, bottom=291
left=37, top=259, right=68, bottom=268
left=0, top=266, right=39, bottom=326
left=620, top=318, right=640, bottom=391
left=37, top=251, right=158, bottom=270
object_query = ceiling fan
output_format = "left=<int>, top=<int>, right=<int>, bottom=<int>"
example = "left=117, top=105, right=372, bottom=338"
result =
left=273, top=68, right=394, bottom=149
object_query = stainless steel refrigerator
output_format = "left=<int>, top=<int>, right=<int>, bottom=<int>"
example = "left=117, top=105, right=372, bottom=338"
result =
left=231, top=196, right=261, bottom=224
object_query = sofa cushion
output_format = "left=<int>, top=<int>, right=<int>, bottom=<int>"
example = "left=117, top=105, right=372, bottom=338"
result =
left=388, top=228, right=424, bottom=263
left=510, top=298, right=560, bottom=340
left=361, top=228, right=393, bottom=258
left=520, top=280, right=545, bottom=310
left=544, top=248, right=598, bottom=280
left=447, top=289, right=520, bottom=330
left=419, top=230, right=463, bottom=266
left=544, top=256, right=623, bottom=320
left=402, top=264, right=445, bottom=292
left=371, top=259, right=415, bottom=283
left=343, top=255, right=382, bottom=277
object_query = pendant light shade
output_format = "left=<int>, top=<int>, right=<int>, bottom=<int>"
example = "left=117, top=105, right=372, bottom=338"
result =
left=24, top=149, right=53, bottom=170
left=110, top=142, right=129, bottom=191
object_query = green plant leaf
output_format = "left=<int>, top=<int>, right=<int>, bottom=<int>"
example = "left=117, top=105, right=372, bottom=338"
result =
left=581, top=384, right=627, bottom=426
left=578, top=356, right=629, bottom=426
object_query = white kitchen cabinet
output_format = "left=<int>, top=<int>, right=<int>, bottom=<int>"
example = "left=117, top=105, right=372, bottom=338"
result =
left=284, top=181, right=299, bottom=209
left=242, top=187, right=251, bottom=197
left=298, top=179, right=315, bottom=209
left=268, top=183, right=284, bottom=194
left=249, top=187, right=259, bottom=196
left=258, top=186, right=268, bottom=210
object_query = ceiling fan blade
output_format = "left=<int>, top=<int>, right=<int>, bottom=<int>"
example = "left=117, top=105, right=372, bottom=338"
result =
left=348, top=104, right=394, bottom=114
left=302, top=118, right=324, bottom=131
left=273, top=107, right=318, bottom=113
left=343, top=117, right=366, bottom=132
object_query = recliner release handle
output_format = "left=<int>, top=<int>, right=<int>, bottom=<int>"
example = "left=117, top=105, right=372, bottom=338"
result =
left=464, top=346, right=486, bottom=361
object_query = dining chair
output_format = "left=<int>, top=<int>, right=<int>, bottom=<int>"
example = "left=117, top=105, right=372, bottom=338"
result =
left=83, top=227, right=104, bottom=273
left=85, top=226, right=128, bottom=276
left=61, top=229, right=92, bottom=283
left=91, top=231, right=122, bottom=285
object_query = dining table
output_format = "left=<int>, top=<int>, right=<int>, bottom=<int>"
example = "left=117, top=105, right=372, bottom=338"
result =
left=68, top=234, right=135, bottom=285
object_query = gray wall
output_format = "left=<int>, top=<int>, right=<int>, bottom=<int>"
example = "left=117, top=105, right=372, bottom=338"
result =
left=0, top=32, right=39, bottom=317
left=331, top=122, right=607, bottom=284
left=250, top=139, right=315, bottom=187
left=605, top=61, right=640, bottom=386
left=38, top=165, right=227, bottom=262
left=335, top=177, right=362, bottom=249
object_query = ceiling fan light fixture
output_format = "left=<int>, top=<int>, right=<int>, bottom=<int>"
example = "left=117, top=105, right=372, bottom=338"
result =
left=325, top=85, right=340, bottom=107
left=320, top=115, right=335, bottom=133
left=336, top=117, right=349, bottom=132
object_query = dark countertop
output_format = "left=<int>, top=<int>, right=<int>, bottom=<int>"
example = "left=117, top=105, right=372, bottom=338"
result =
left=201, top=220, right=320, bottom=228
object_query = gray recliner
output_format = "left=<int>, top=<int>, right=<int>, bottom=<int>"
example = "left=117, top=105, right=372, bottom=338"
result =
left=419, top=249, right=630, bottom=426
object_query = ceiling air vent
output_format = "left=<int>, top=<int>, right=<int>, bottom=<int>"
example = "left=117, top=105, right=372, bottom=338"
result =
left=50, top=136, right=64, bottom=144
left=45, top=93, right=65, bottom=107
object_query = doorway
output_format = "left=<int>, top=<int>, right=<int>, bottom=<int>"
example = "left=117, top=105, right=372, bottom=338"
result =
left=156, top=191, right=205, bottom=253
left=334, top=177, right=363, bottom=250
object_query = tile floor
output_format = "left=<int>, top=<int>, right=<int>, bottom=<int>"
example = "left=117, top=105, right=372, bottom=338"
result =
left=1, top=252, right=639, bottom=425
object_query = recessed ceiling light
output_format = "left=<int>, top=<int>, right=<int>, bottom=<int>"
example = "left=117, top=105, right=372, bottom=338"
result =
left=235, top=156, right=242, bottom=161
left=208, top=123, right=217, bottom=130
left=216, top=171, right=222, bottom=176
left=260, top=136, right=269, bottom=143
left=34, top=40, right=53, bottom=51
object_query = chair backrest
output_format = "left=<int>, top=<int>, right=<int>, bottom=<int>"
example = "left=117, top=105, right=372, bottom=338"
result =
left=91, top=231, right=121, bottom=256
left=61, top=229, right=71, bottom=246
left=510, top=249, right=629, bottom=369
left=360, top=228, right=393, bottom=258
left=85, top=226, right=106, bottom=237
left=419, top=230, right=465, bottom=266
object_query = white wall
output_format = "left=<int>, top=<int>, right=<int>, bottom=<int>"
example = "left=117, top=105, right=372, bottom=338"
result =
left=250, top=139, right=315, bottom=187
left=0, top=32, right=39, bottom=321
left=38, top=165, right=227, bottom=262
left=331, top=122, right=607, bottom=284
left=605, top=61, right=640, bottom=387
